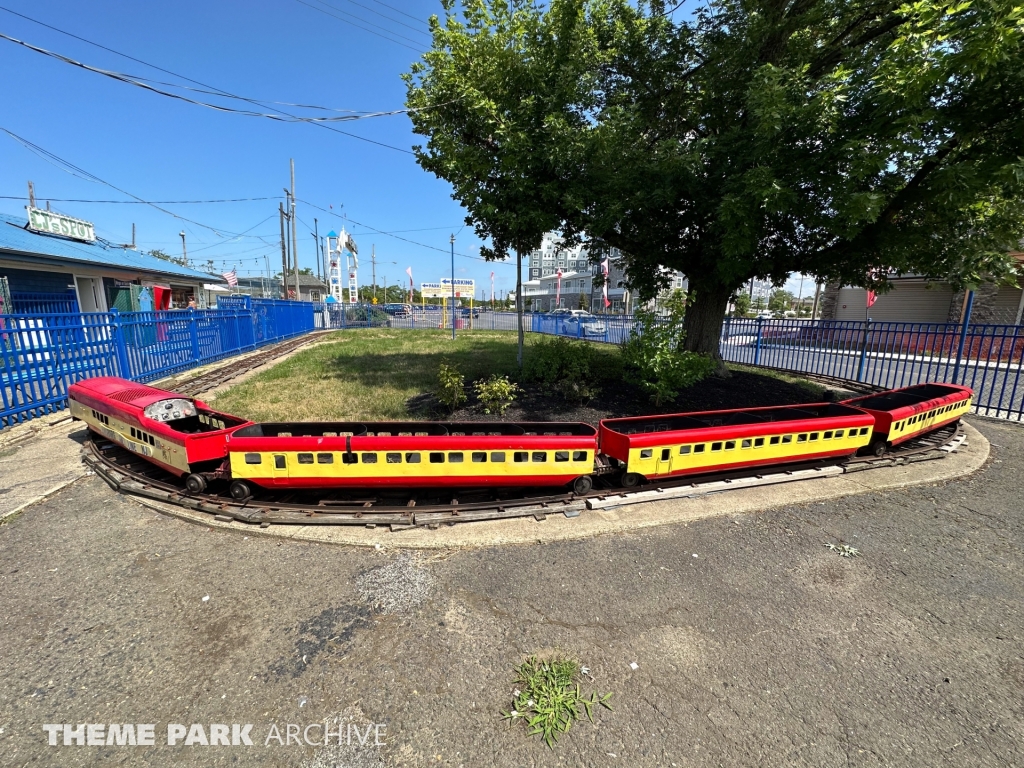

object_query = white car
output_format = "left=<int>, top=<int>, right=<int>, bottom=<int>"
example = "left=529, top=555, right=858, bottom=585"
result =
left=552, top=309, right=607, bottom=336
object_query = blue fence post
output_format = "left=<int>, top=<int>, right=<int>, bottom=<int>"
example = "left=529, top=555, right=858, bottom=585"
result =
left=856, top=318, right=871, bottom=382
left=108, top=309, right=132, bottom=379
left=188, top=308, right=201, bottom=363
left=753, top=317, right=764, bottom=366
left=951, top=289, right=975, bottom=385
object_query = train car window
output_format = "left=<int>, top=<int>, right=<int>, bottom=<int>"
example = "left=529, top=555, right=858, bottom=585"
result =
left=694, top=444, right=706, bottom=454
left=834, top=429, right=844, bottom=438
left=317, top=453, right=334, bottom=464
left=362, top=453, right=378, bottom=464
left=449, top=453, right=464, bottom=463
left=823, top=431, right=833, bottom=439
left=640, top=449, right=653, bottom=459
left=725, top=441, right=736, bottom=450
left=770, top=436, right=781, bottom=445
left=491, top=452, right=506, bottom=462
left=572, top=451, right=588, bottom=462
left=405, top=452, right=421, bottom=463
left=244, top=453, right=262, bottom=464
left=661, top=448, right=671, bottom=461
left=342, top=453, right=359, bottom=465
left=386, top=453, right=402, bottom=464
left=514, top=452, right=529, bottom=463
left=532, top=452, right=548, bottom=463
left=797, top=434, right=808, bottom=442
left=741, top=439, right=752, bottom=449
left=810, top=433, right=819, bottom=441
left=472, top=452, right=488, bottom=463
left=711, top=442, right=723, bottom=452
left=782, top=435, right=793, bottom=444
left=429, top=452, right=445, bottom=463
left=274, top=455, right=287, bottom=469
left=555, top=451, right=570, bottom=463
left=860, top=427, right=870, bottom=435
left=297, top=453, right=314, bottom=464
left=679, top=445, right=691, bottom=455
left=754, top=437, right=765, bottom=447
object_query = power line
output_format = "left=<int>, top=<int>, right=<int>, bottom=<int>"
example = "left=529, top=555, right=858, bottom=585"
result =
left=310, top=0, right=431, bottom=42
left=363, top=0, right=429, bottom=26
left=293, top=0, right=423, bottom=52
left=0, top=194, right=283, bottom=204
left=0, top=5, right=416, bottom=154
left=0, top=33, right=416, bottom=124
left=0, top=126, right=280, bottom=239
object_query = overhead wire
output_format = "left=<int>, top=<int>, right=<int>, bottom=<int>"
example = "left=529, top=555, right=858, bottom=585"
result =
left=327, top=0, right=431, bottom=39
left=293, top=0, right=424, bottom=52
left=0, top=5, right=418, bottom=154
left=0, top=194, right=283, bottom=204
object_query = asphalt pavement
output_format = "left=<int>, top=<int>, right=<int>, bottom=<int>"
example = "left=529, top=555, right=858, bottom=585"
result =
left=1, top=417, right=1022, bottom=767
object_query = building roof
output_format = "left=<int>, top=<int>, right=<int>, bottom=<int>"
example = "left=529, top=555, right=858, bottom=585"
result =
left=0, top=212, right=220, bottom=282
left=294, top=273, right=326, bottom=288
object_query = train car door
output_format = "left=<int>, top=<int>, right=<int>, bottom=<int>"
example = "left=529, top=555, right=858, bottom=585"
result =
left=656, top=447, right=673, bottom=476
left=271, top=454, right=289, bottom=485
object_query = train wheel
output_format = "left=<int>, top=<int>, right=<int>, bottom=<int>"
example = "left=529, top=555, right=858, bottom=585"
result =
left=621, top=472, right=643, bottom=488
left=184, top=473, right=207, bottom=494
left=573, top=475, right=594, bottom=495
left=870, top=438, right=888, bottom=457
left=229, top=480, right=252, bottom=501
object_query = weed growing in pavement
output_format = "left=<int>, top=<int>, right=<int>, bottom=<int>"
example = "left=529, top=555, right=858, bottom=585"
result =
left=436, top=360, right=467, bottom=413
left=501, top=655, right=612, bottom=748
left=473, top=374, right=521, bottom=415
left=824, top=542, right=861, bottom=557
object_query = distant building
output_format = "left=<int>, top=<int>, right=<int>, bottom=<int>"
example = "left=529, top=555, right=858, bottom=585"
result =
left=523, top=232, right=685, bottom=312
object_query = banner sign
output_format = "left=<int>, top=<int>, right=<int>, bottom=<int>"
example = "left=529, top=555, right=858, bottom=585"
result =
left=26, top=207, right=96, bottom=242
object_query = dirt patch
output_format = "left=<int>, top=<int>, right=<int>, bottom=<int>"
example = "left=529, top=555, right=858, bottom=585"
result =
left=410, top=368, right=835, bottom=426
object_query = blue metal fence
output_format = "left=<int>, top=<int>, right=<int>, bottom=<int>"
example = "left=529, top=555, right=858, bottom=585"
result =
left=11, top=291, right=80, bottom=314
left=1, top=301, right=317, bottom=428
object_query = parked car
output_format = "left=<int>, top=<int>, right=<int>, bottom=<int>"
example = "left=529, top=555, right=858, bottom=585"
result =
left=551, top=309, right=607, bottom=336
left=383, top=303, right=411, bottom=316
left=459, top=307, right=480, bottom=318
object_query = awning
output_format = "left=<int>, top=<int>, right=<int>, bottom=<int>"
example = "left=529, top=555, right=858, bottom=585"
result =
left=203, top=283, right=231, bottom=292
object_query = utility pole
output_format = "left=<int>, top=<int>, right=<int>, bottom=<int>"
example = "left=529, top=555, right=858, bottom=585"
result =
left=131, top=223, right=136, bottom=249
left=290, top=160, right=299, bottom=301
left=179, top=231, right=187, bottom=267
left=279, top=203, right=289, bottom=299
left=313, top=218, right=320, bottom=283
left=27, top=181, right=35, bottom=208
left=371, top=245, right=377, bottom=303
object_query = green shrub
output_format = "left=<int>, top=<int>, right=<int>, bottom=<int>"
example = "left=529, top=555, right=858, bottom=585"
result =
left=501, top=655, right=612, bottom=748
left=436, top=360, right=467, bottom=413
left=524, top=336, right=598, bottom=405
left=473, top=374, right=521, bottom=415
left=621, top=307, right=715, bottom=406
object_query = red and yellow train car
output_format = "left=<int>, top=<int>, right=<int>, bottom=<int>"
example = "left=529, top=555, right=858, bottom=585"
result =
left=841, top=383, right=972, bottom=454
left=598, top=403, right=875, bottom=486
left=68, top=376, right=250, bottom=491
left=225, top=421, right=599, bottom=499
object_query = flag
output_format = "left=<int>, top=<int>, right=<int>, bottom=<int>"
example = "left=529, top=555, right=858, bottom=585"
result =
left=490, top=271, right=495, bottom=306
left=222, top=269, right=238, bottom=287
left=406, top=266, right=413, bottom=302
left=601, top=258, right=610, bottom=309
left=556, top=268, right=563, bottom=307
left=866, top=289, right=876, bottom=307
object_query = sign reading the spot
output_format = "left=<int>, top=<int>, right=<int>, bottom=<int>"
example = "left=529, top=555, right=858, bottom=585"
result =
left=26, top=207, right=96, bottom=242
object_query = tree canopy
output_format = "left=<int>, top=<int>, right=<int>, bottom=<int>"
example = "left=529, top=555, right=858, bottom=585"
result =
left=405, top=0, right=1024, bottom=357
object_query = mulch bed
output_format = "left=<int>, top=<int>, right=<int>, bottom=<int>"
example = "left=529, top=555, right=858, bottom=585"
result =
left=408, top=369, right=838, bottom=427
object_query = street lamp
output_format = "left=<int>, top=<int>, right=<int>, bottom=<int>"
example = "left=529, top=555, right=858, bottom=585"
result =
left=450, top=233, right=456, bottom=340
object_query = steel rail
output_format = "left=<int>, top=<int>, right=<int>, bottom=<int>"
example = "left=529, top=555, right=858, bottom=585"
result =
left=81, top=421, right=965, bottom=530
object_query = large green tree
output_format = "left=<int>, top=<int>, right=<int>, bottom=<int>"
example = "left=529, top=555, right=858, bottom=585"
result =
left=406, top=0, right=1024, bottom=361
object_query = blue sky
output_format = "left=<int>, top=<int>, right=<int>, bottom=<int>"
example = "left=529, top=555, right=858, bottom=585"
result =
left=0, top=0, right=805, bottom=300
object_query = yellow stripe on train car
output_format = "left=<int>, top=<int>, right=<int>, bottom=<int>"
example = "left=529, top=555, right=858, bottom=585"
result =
left=626, top=426, right=873, bottom=476
left=230, top=449, right=593, bottom=481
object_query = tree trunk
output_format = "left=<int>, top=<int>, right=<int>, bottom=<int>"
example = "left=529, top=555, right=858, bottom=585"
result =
left=516, top=249, right=524, bottom=369
left=683, top=284, right=733, bottom=370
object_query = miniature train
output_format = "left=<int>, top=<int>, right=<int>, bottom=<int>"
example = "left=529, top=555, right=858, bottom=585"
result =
left=68, top=377, right=973, bottom=500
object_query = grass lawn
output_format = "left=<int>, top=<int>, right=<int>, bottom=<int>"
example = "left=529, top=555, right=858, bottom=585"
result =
left=208, top=329, right=623, bottom=423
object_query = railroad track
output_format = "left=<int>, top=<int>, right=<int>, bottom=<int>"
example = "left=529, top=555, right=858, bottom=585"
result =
left=159, top=332, right=329, bottom=398
left=82, top=421, right=966, bottom=530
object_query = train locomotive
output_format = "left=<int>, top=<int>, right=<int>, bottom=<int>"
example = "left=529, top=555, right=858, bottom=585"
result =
left=68, top=377, right=973, bottom=499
